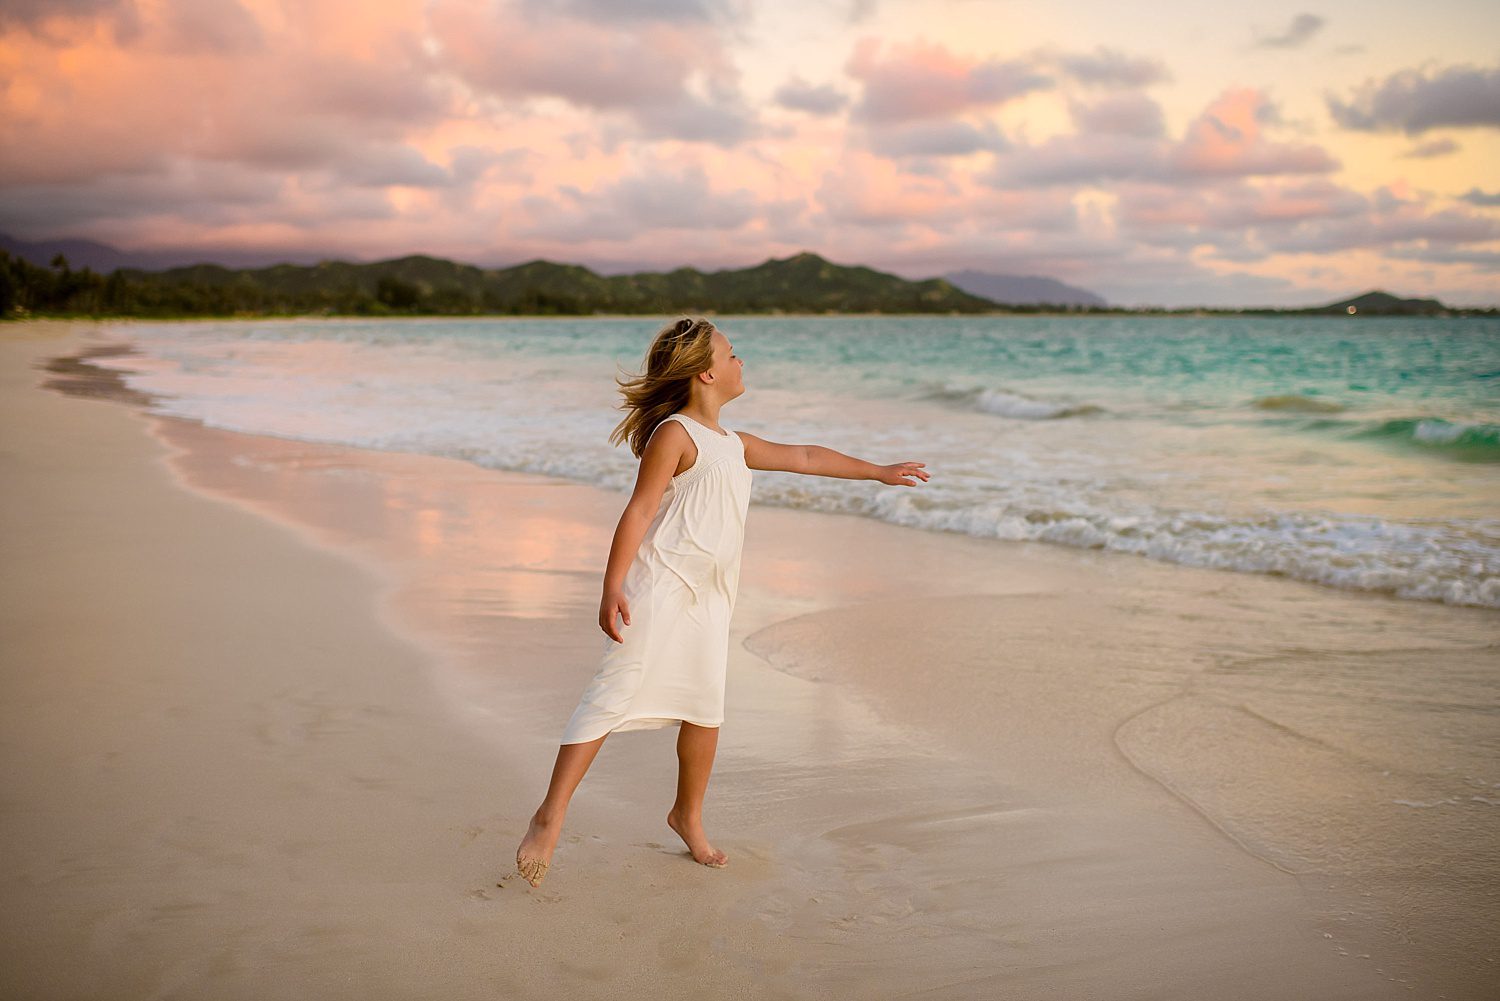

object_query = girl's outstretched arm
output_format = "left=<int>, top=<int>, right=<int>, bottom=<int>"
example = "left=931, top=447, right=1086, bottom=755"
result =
left=598, top=421, right=693, bottom=642
left=736, top=431, right=930, bottom=487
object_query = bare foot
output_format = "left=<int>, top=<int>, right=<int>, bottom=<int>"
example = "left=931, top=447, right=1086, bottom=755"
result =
left=666, top=809, right=728, bottom=868
left=515, top=810, right=563, bottom=886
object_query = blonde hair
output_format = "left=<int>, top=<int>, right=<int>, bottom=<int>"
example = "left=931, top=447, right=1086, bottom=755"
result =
left=610, top=316, right=718, bottom=458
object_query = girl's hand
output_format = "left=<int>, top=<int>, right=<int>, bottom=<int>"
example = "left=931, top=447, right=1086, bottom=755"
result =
left=600, top=590, right=631, bottom=643
left=876, top=461, right=929, bottom=487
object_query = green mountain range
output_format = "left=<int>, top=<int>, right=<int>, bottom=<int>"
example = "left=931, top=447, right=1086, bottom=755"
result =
left=100, top=251, right=999, bottom=316
left=3, top=242, right=1492, bottom=318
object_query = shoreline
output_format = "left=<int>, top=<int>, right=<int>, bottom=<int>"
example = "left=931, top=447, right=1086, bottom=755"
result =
left=3, top=320, right=1494, bottom=998
left=40, top=320, right=1500, bottom=614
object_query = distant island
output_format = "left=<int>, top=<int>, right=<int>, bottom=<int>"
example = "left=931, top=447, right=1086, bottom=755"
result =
left=944, top=270, right=1107, bottom=309
left=1, top=242, right=1493, bottom=319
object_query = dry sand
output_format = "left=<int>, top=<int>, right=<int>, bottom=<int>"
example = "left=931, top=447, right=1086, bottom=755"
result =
left=2, top=320, right=1495, bottom=1000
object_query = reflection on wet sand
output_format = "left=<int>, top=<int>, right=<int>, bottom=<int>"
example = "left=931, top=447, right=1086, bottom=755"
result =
left=154, top=416, right=607, bottom=624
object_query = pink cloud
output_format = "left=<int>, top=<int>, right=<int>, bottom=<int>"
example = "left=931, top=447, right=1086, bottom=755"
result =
left=1116, top=179, right=1367, bottom=233
left=814, top=152, right=965, bottom=228
left=813, top=153, right=1077, bottom=234
left=517, top=161, right=763, bottom=243
left=1050, top=47, right=1170, bottom=88
left=774, top=77, right=850, bottom=116
left=430, top=1, right=697, bottom=109
left=1068, top=92, right=1165, bottom=138
left=864, top=119, right=1009, bottom=158
left=845, top=37, right=1052, bottom=124
left=986, top=133, right=1166, bottom=187
left=1170, top=88, right=1339, bottom=176
left=1113, top=175, right=1500, bottom=263
left=0, top=0, right=451, bottom=186
left=1263, top=202, right=1500, bottom=254
left=155, top=0, right=264, bottom=55
left=1327, top=61, right=1500, bottom=135
left=428, top=0, right=756, bottom=144
left=990, top=88, right=1339, bottom=187
left=0, top=0, right=141, bottom=46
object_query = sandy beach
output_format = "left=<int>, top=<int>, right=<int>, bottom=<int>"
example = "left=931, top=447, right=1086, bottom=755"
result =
left=2, top=320, right=1495, bottom=1000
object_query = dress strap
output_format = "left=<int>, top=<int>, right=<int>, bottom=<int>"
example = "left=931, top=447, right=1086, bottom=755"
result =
left=661, top=412, right=730, bottom=444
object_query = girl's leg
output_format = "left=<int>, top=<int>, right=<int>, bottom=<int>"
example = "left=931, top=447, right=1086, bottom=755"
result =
left=666, top=722, right=728, bottom=867
left=515, top=734, right=606, bottom=885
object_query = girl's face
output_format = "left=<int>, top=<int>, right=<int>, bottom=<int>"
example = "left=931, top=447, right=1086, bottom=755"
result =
left=706, top=329, right=745, bottom=399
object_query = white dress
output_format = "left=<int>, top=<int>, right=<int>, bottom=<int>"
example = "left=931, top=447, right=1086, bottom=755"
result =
left=559, top=413, right=754, bottom=744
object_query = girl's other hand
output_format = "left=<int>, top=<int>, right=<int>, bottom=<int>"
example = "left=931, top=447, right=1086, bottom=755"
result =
left=600, top=590, right=631, bottom=642
left=877, top=461, right=929, bottom=487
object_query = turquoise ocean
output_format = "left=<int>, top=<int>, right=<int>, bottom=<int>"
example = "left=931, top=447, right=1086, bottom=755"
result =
left=100, top=315, right=1500, bottom=608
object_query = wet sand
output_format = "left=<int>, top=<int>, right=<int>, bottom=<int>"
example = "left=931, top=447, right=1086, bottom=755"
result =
left=2, top=320, right=1495, bottom=999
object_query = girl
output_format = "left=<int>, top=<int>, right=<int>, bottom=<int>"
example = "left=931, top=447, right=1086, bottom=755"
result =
left=514, top=316, right=930, bottom=886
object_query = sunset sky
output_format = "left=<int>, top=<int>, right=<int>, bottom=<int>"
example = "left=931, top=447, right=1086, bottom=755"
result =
left=1, top=0, right=1497, bottom=307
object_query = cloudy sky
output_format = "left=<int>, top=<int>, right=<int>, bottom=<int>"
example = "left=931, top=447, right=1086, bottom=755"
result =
left=1, top=0, right=1497, bottom=306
